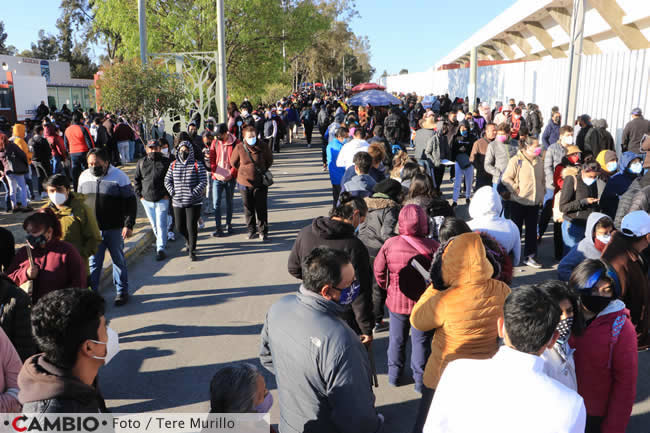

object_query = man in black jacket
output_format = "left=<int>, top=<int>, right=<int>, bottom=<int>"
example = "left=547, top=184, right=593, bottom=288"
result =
left=18, top=288, right=112, bottom=413
left=134, top=139, right=172, bottom=261
left=622, top=108, right=650, bottom=154
left=28, top=125, right=52, bottom=199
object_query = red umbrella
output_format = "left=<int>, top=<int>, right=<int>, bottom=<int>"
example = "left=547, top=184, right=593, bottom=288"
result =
left=351, top=82, right=386, bottom=93
left=314, top=83, right=324, bottom=87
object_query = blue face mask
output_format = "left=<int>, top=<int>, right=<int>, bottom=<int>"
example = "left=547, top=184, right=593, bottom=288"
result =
left=334, top=281, right=360, bottom=305
left=461, top=130, right=468, bottom=137
left=255, top=392, right=273, bottom=413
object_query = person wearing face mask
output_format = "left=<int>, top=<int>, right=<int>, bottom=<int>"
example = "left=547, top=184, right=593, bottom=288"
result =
left=288, top=193, right=373, bottom=339
left=7, top=209, right=86, bottom=303
left=78, top=148, right=137, bottom=305
left=164, top=141, right=207, bottom=261
left=374, top=205, right=439, bottom=393
left=134, top=139, right=172, bottom=261
left=209, top=123, right=239, bottom=237
left=558, top=213, right=614, bottom=281
left=601, top=152, right=643, bottom=220
left=18, top=288, right=116, bottom=413
left=44, top=174, right=101, bottom=276
left=559, top=161, right=601, bottom=252
left=231, top=126, right=273, bottom=241
left=594, top=150, right=618, bottom=197
left=326, top=127, right=349, bottom=206
left=262, top=247, right=384, bottom=433
left=542, top=110, right=562, bottom=149
left=538, top=280, right=584, bottom=391
left=568, top=259, right=638, bottom=433
left=484, top=123, right=518, bottom=194
left=450, top=121, right=476, bottom=207
left=470, top=123, right=496, bottom=190
left=502, top=137, right=546, bottom=268
left=209, top=363, right=277, bottom=432
left=602, top=210, right=650, bottom=348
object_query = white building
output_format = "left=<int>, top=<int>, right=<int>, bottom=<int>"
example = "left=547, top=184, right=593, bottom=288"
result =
left=380, top=0, right=650, bottom=145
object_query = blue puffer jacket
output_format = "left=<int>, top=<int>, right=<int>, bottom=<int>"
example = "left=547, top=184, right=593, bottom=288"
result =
left=600, top=151, right=642, bottom=219
left=542, top=121, right=560, bottom=149
left=558, top=212, right=611, bottom=281
left=260, top=286, right=383, bottom=433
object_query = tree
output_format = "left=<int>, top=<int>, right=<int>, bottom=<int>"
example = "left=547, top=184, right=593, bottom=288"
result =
left=399, top=69, right=409, bottom=75
left=0, top=21, right=10, bottom=55
left=60, top=0, right=122, bottom=62
left=96, top=59, right=185, bottom=125
left=30, top=30, right=60, bottom=60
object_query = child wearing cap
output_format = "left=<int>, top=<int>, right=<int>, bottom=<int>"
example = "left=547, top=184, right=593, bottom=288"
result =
left=568, top=258, right=638, bottom=433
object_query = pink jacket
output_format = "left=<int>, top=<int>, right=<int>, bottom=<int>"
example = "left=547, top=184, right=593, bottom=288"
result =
left=374, top=205, right=439, bottom=315
left=0, top=327, right=22, bottom=412
left=569, top=301, right=638, bottom=433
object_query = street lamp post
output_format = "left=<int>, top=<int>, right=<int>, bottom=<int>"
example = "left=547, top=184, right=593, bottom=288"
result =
left=216, top=0, right=228, bottom=123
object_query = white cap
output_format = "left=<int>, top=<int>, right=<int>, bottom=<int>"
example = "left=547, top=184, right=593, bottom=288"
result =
left=621, top=210, right=650, bottom=237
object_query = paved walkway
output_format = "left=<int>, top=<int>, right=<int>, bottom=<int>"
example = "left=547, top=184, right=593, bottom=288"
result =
left=96, top=137, right=649, bottom=432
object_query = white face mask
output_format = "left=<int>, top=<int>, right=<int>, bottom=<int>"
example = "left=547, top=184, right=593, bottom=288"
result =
left=562, top=136, right=573, bottom=145
left=48, top=191, right=67, bottom=206
left=582, top=176, right=597, bottom=186
left=162, top=148, right=169, bottom=156
left=596, top=234, right=611, bottom=245
left=90, top=326, right=120, bottom=365
left=246, top=136, right=257, bottom=146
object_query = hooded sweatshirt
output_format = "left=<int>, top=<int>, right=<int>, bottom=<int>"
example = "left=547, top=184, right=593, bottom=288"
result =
left=209, top=133, right=238, bottom=181
left=342, top=174, right=376, bottom=198
left=468, top=186, right=521, bottom=265
left=410, top=232, right=510, bottom=389
left=374, top=205, right=439, bottom=315
left=357, top=195, right=401, bottom=257
left=44, top=124, right=67, bottom=159
left=557, top=212, right=611, bottom=281
left=164, top=144, right=207, bottom=208
left=569, top=300, right=637, bottom=432
left=18, top=354, right=105, bottom=413
left=287, top=217, right=373, bottom=336
left=10, top=124, right=31, bottom=165
left=600, top=151, right=642, bottom=219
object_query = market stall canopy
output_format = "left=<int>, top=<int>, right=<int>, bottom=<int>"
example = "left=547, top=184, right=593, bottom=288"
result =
left=348, top=89, right=402, bottom=106
left=351, top=82, right=386, bottom=92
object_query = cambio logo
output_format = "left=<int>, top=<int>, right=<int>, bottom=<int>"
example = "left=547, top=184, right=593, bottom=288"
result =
left=8, top=415, right=104, bottom=432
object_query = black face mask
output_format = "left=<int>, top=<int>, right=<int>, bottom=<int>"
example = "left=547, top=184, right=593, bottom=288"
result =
left=581, top=295, right=612, bottom=315
left=179, top=151, right=189, bottom=160
left=148, top=151, right=161, bottom=160
left=92, top=165, right=105, bottom=177
left=26, top=234, right=48, bottom=249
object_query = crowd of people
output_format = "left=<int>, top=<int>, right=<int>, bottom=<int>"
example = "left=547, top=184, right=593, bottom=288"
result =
left=0, top=87, right=648, bottom=433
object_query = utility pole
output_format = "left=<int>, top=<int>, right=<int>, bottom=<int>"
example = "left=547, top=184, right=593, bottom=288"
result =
left=282, top=0, right=287, bottom=73
left=565, top=0, right=586, bottom=128
left=216, top=0, right=228, bottom=123
left=138, top=0, right=147, bottom=64
left=468, top=46, right=478, bottom=112
left=342, top=54, right=345, bottom=89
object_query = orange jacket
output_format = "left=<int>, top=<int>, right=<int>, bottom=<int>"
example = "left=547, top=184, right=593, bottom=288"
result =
left=11, top=124, right=31, bottom=165
left=410, top=232, right=511, bottom=389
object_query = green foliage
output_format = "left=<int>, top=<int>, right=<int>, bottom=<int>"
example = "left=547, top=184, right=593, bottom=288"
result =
left=261, top=82, right=292, bottom=105
left=0, top=21, right=11, bottom=55
left=30, top=30, right=60, bottom=60
left=96, top=60, right=185, bottom=122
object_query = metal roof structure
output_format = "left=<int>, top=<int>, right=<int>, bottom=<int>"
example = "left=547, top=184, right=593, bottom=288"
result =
left=434, top=0, right=650, bottom=69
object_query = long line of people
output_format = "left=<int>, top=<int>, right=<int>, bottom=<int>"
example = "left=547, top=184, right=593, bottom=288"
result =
left=0, top=90, right=646, bottom=433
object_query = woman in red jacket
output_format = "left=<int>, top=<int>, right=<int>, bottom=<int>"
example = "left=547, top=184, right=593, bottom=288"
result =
left=374, top=204, right=439, bottom=393
left=7, top=208, right=86, bottom=303
left=568, top=259, right=637, bottom=433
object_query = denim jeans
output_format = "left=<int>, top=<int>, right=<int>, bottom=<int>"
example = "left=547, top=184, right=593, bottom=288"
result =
left=117, top=141, right=130, bottom=164
left=412, top=386, right=436, bottom=433
left=452, top=162, right=473, bottom=202
left=52, top=156, right=64, bottom=175
left=562, top=220, right=585, bottom=253
left=141, top=198, right=169, bottom=252
left=128, top=140, right=135, bottom=162
left=70, top=152, right=87, bottom=191
left=213, top=179, right=235, bottom=229
left=387, top=309, right=433, bottom=388
left=89, top=228, right=129, bottom=295
left=7, top=173, right=27, bottom=207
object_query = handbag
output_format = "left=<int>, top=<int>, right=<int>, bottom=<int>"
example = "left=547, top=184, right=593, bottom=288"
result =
left=243, top=144, right=274, bottom=187
left=396, top=236, right=434, bottom=301
left=19, top=247, right=34, bottom=300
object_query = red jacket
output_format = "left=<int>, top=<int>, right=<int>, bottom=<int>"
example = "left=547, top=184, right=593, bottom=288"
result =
left=64, top=124, right=94, bottom=154
left=569, top=302, right=638, bottom=433
left=44, top=125, right=67, bottom=159
left=7, top=241, right=87, bottom=303
left=209, top=134, right=238, bottom=181
left=374, top=204, right=439, bottom=315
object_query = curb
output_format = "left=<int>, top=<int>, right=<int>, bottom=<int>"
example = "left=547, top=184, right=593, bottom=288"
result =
left=99, top=228, right=155, bottom=291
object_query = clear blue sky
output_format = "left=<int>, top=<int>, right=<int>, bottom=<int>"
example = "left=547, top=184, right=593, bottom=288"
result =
left=4, top=0, right=518, bottom=76
left=351, top=0, right=517, bottom=77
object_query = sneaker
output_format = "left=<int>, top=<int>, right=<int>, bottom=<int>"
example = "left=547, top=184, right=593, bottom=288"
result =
left=452, top=202, right=457, bottom=208
left=167, top=231, right=176, bottom=241
left=260, top=233, right=268, bottom=242
left=156, top=250, right=166, bottom=261
left=20, top=206, right=33, bottom=212
left=373, top=321, right=389, bottom=333
left=189, top=252, right=198, bottom=261
left=524, top=256, right=542, bottom=269
left=247, top=232, right=258, bottom=240
left=114, top=292, right=129, bottom=306
left=465, top=198, right=471, bottom=206
left=11, top=207, right=21, bottom=214
left=322, top=164, right=327, bottom=172
left=226, top=224, right=234, bottom=235
left=198, top=218, right=205, bottom=229
left=212, top=229, right=223, bottom=238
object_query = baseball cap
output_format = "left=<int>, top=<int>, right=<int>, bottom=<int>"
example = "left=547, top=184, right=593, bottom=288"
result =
left=631, top=108, right=643, bottom=116
left=146, top=139, right=159, bottom=147
left=621, top=210, right=650, bottom=237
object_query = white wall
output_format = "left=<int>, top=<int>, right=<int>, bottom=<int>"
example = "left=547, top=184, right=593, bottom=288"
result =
left=385, top=49, right=650, bottom=146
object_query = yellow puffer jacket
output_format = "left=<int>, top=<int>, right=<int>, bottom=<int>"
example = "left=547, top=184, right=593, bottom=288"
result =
left=410, top=232, right=511, bottom=389
left=12, top=124, right=31, bottom=165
